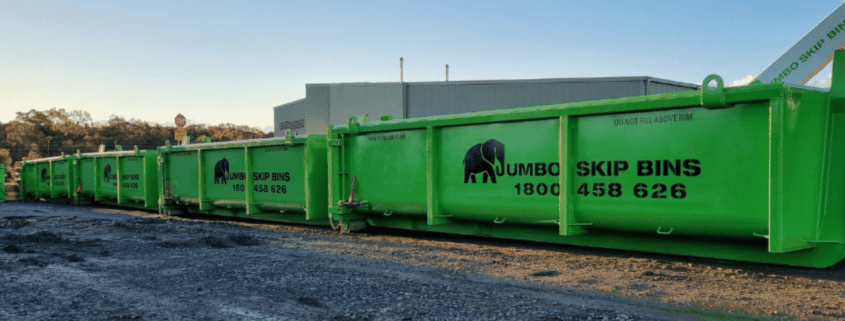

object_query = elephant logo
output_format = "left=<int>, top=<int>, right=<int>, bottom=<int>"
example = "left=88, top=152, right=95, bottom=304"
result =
left=41, top=168, right=48, bottom=181
left=214, top=158, right=230, bottom=184
left=104, top=164, right=112, bottom=182
left=463, top=139, right=505, bottom=184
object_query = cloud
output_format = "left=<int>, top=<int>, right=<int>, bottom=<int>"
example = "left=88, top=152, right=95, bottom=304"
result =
left=730, top=75, right=756, bottom=87
left=808, top=72, right=833, bottom=88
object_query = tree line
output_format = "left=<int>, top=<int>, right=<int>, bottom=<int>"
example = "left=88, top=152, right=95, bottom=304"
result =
left=0, top=108, right=272, bottom=169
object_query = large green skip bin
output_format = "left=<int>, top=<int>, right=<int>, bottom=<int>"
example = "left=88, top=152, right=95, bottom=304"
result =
left=75, top=148, right=159, bottom=210
left=19, top=154, right=75, bottom=202
left=327, top=50, right=845, bottom=268
left=158, top=134, right=328, bottom=225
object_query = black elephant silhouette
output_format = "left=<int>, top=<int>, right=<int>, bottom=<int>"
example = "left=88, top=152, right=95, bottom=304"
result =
left=104, top=164, right=112, bottom=182
left=463, top=139, right=505, bottom=184
left=41, top=168, right=47, bottom=181
left=214, top=158, right=230, bottom=184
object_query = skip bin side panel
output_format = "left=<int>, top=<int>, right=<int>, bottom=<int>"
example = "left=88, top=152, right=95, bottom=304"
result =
left=99, top=157, right=118, bottom=199
left=203, top=149, right=247, bottom=207
left=574, top=105, right=770, bottom=238
left=439, top=119, right=560, bottom=225
left=344, top=129, right=428, bottom=216
left=117, top=156, right=145, bottom=203
left=250, top=144, right=307, bottom=212
left=35, top=162, right=50, bottom=198
left=80, top=158, right=96, bottom=195
left=21, top=164, right=36, bottom=199
left=50, top=159, right=71, bottom=199
left=166, top=151, right=199, bottom=202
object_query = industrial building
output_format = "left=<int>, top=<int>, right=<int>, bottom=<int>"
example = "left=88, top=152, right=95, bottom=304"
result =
left=274, top=76, right=700, bottom=137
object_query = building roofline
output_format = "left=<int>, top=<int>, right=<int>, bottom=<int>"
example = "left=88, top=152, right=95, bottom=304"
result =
left=274, top=98, right=306, bottom=110
left=304, top=76, right=700, bottom=89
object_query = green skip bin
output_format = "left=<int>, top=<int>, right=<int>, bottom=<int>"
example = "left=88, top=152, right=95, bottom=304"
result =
left=19, top=154, right=76, bottom=202
left=326, top=50, right=845, bottom=268
left=74, top=147, right=160, bottom=210
left=158, top=133, right=328, bottom=225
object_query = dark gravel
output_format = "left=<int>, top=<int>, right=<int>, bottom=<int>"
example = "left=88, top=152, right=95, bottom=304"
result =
left=0, top=202, right=746, bottom=320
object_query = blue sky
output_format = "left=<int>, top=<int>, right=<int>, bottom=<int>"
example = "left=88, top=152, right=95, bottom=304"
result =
left=2, top=0, right=843, bottom=131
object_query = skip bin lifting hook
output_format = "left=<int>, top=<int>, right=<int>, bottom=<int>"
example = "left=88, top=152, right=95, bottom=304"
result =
left=339, top=177, right=363, bottom=207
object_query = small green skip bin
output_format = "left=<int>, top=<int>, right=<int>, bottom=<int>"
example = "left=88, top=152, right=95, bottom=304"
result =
left=326, top=50, right=845, bottom=268
left=75, top=147, right=159, bottom=210
left=19, top=154, right=75, bottom=202
left=158, top=133, right=328, bottom=225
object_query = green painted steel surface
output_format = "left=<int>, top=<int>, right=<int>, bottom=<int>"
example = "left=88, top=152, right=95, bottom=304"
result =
left=0, top=164, right=7, bottom=202
left=19, top=155, right=75, bottom=201
left=75, top=149, right=159, bottom=210
left=158, top=135, right=328, bottom=224
left=326, top=50, right=845, bottom=268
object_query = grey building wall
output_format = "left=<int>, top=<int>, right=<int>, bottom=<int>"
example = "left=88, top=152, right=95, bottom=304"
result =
left=273, top=98, right=306, bottom=137
left=304, top=85, right=331, bottom=135
left=406, top=77, right=697, bottom=118
left=328, top=83, right=404, bottom=126
left=646, top=78, right=699, bottom=95
left=276, top=76, right=699, bottom=135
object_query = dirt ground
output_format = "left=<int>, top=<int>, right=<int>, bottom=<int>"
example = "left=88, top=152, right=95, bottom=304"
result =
left=2, top=202, right=843, bottom=320
left=214, top=221, right=845, bottom=320
left=300, top=229, right=845, bottom=320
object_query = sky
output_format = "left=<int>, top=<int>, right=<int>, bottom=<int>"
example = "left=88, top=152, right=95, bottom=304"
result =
left=2, top=0, right=844, bottom=132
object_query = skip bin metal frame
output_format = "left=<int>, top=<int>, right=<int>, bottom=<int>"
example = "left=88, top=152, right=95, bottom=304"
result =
left=74, top=147, right=160, bottom=210
left=326, top=51, right=845, bottom=268
left=158, top=133, right=329, bottom=225
left=0, top=164, right=7, bottom=202
left=19, top=154, right=76, bottom=202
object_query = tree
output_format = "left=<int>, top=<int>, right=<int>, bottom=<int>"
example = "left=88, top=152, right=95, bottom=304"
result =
left=3, top=108, right=270, bottom=166
left=0, top=148, right=11, bottom=168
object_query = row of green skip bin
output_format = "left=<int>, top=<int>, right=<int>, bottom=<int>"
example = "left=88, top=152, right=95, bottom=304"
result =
left=17, top=133, right=328, bottom=226
left=17, top=51, right=845, bottom=268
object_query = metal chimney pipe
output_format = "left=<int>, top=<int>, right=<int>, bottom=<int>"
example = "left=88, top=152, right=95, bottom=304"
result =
left=400, top=57, right=404, bottom=83
left=446, top=64, right=449, bottom=81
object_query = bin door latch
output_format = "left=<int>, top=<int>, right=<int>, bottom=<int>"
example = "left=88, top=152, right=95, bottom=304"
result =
left=163, top=178, right=174, bottom=201
left=339, top=176, right=366, bottom=208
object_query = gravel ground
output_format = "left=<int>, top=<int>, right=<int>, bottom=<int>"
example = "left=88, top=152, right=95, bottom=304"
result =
left=0, top=202, right=833, bottom=320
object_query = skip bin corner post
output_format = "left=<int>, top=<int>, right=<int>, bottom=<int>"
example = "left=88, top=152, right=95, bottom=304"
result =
left=156, top=149, right=166, bottom=213
left=157, top=146, right=179, bottom=215
left=65, top=154, right=74, bottom=199
left=326, top=125, right=365, bottom=229
left=304, top=134, right=329, bottom=222
left=48, top=160, right=55, bottom=199
left=115, top=153, right=123, bottom=205
left=72, top=152, right=82, bottom=204
left=142, top=150, right=159, bottom=209
left=197, top=148, right=209, bottom=211
left=0, top=164, right=7, bottom=202
left=327, top=125, right=346, bottom=221
left=766, top=96, right=817, bottom=253
left=244, top=145, right=260, bottom=215
left=94, top=156, right=102, bottom=202
left=426, top=126, right=451, bottom=226
left=559, top=115, right=589, bottom=236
